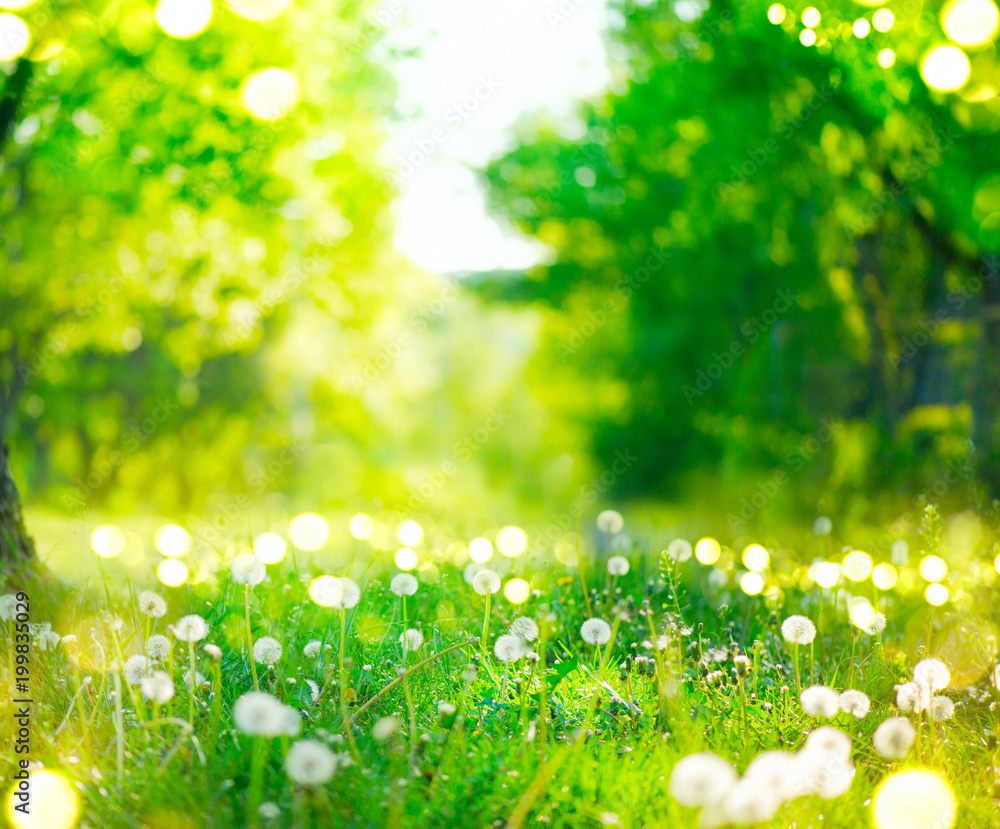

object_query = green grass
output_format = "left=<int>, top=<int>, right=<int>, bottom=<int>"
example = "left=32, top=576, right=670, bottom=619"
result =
left=2, top=514, right=1000, bottom=829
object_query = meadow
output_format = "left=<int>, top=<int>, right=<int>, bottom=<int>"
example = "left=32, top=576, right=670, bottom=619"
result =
left=2, top=505, right=999, bottom=829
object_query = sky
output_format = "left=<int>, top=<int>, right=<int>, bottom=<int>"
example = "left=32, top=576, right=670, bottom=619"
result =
left=378, top=0, right=613, bottom=275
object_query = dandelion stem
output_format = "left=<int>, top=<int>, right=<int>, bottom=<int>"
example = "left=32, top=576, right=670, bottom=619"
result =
left=598, top=615, right=623, bottom=683
left=188, top=640, right=197, bottom=727
left=793, top=642, right=801, bottom=695
left=112, top=667, right=125, bottom=786
left=339, top=608, right=362, bottom=764
left=246, top=584, right=259, bottom=692
left=481, top=593, right=491, bottom=657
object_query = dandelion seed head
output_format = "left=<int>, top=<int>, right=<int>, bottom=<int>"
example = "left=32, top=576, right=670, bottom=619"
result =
left=865, top=612, right=887, bottom=635
left=914, top=657, right=950, bottom=692
left=722, top=778, right=781, bottom=824
left=183, top=669, right=207, bottom=689
left=372, top=716, right=400, bottom=741
left=509, top=616, right=539, bottom=642
left=232, top=552, right=267, bottom=586
left=931, top=694, right=955, bottom=720
left=140, top=670, right=175, bottom=703
left=173, top=614, right=208, bottom=642
left=596, top=510, right=624, bottom=534
left=253, top=636, right=283, bottom=665
left=839, top=689, right=871, bottom=718
left=804, top=726, right=852, bottom=761
left=234, top=691, right=289, bottom=737
left=438, top=700, right=456, bottom=715
left=667, top=751, right=737, bottom=808
left=337, top=578, right=361, bottom=609
left=203, top=643, right=222, bottom=661
left=781, top=615, right=816, bottom=645
left=872, top=716, right=916, bottom=759
left=607, top=556, right=630, bottom=576
left=0, top=594, right=19, bottom=620
left=286, top=739, right=337, bottom=786
left=258, top=802, right=280, bottom=821
left=138, top=590, right=168, bottom=618
left=580, top=617, right=612, bottom=645
left=304, top=640, right=329, bottom=658
left=146, top=634, right=171, bottom=660
left=800, top=685, right=841, bottom=718
left=123, top=655, right=148, bottom=685
left=494, top=633, right=526, bottom=662
left=400, top=628, right=424, bottom=651
left=472, top=569, right=501, bottom=596
left=895, top=681, right=930, bottom=713
left=390, top=573, right=418, bottom=597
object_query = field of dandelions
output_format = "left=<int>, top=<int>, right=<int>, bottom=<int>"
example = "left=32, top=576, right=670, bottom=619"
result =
left=3, top=504, right=1000, bottom=829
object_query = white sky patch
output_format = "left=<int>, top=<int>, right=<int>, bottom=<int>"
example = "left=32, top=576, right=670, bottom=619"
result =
left=378, top=0, right=612, bottom=274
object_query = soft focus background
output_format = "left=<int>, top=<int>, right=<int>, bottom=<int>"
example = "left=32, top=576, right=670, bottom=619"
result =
left=3, top=0, right=1000, bottom=577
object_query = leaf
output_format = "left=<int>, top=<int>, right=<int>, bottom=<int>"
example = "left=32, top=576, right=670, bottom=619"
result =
left=546, top=657, right=579, bottom=689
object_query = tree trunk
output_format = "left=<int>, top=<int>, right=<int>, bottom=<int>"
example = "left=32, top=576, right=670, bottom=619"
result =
left=0, top=441, right=36, bottom=565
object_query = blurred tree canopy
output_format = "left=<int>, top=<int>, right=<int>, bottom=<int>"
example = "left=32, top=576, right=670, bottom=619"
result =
left=485, top=0, right=1000, bottom=518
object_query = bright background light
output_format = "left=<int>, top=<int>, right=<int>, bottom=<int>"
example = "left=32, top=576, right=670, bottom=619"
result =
left=740, top=571, right=764, bottom=595
left=925, top=583, right=950, bottom=605
left=155, top=523, right=191, bottom=557
left=921, top=45, right=971, bottom=91
left=397, top=519, right=424, bottom=546
left=941, top=0, right=999, bottom=48
left=695, top=537, right=721, bottom=565
left=873, top=563, right=898, bottom=590
left=254, top=532, right=287, bottom=564
left=350, top=513, right=375, bottom=540
left=919, top=555, right=948, bottom=582
left=157, top=558, right=189, bottom=586
left=225, top=0, right=291, bottom=22
left=91, top=525, right=125, bottom=558
left=240, top=67, right=300, bottom=120
left=6, top=769, right=80, bottom=829
left=496, top=525, right=527, bottom=557
left=843, top=550, right=873, bottom=581
left=308, top=575, right=343, bottom=607
left=469, top=537, right=494, bottom=563
left=813, top=561, right=840, bottom=588
left=395, top=547, right=418, bottom=570
left=0, top=13, right=29, bottom=60
left=289, top=513, right=329, bottom=551
left=741, top=543, right=769, bottom=571
left=872, top=769, right=956, bottom=829
left=154, top=0, right=213, bottom=39
left=504, top=577, right=530, bottom=604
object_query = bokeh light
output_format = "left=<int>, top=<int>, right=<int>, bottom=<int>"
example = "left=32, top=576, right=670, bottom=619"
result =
left=254, top=532, right=287, bottom=564
left=853, top=18, right=871, bottom=37
left=289, top=513, right=329, bottom=551
left=872, top=8, right=894, bottom=30
left=503, top=577, right=530, bottom=604
left=157, top=558, right=189, bottom=587
left=0, top=13, right=29, bottom=60
left=813, top=561, right=840, bottom=588
left=872, top=769, right=956, bottom=829
left=802, top=7, right=821, bottom=27
left=154, top=0, right=213, bottom=39
left=240, top=68, right=301, bottom=120
left=878, top=48, right=896, bottom=68
left=91, top=525, right=125, bottom=558
left=469, top=537, right=494, bottom=563
left=800, top=29, right=817, bottom=46
left=394, top=547, right=418, bottom=570
left=941, top=0, right=999, bottom=48
left=925, top=583, right=949, bottom=605
left=667, top=538, right=693, bottom=562
left=496, top=525, right=528, bottom=557
left=740, top=571, right=764, bottom=595
left=919, top=555, right=948, bottom=581
left=308, top=575, right=343, bottom=607
left=225, top=0, right=292, bottom=22
left=849, top=600, right=877, bottom=630
left=695, top=537, right=721, bottom=565
left=994, top=552, right=1000, bottom=575
left=0, top=0, right=38, bottom=10
left=155, top=524, right=191, bottom=557
left=920, top=45, right=971, bottom=91
left=873, top=562, right=898, bottom=589
left=742, top=543, right=770, bottom=571
left=350, top=513, right=375, bottom=540
left=397, top=519, right=424, bottom=546
left=6, top=769, right=80, bottom=829
left=843, top=550, right=873, bottom=581
left=767, top=3, right=786, bottom=24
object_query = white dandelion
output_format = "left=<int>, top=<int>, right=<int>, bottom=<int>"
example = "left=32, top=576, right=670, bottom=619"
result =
left=286, top=739, right=337, bottom=786
left=722, top=778, right=781, bottom=824
left=232, top=552, right=267, bottom=586
left=146, top=634, right=171, bottom=661
left=914, top=657, right=950, bottom=692
left=864, top=612, right=887, bottom=635
left=258, top=802, right=280, bottom=821
left=203, top=643, right=222, bottom=661
left=304, top=640, right=329, bottom=658
left=400, top=629, right=424, bottom=652
left=336, top=578, right=361, bottom=609
left=607, top=556, right=630, bottom=576
left=138, top=590, right=167, bottom=618
left=494, top=634, right=526, bottom=662
left=438, top=701, right=456, bottom=716
left=781, top=615, right=816, bottom=645
left=173, top=615, right=208, bottom=642
left=372, top=716, right=400, bottom=741
left=991, top=663, right=1000, bottom=690
left=234, top=691, right=290, bottom=737
left=253, top=636, right=283, bottom=665
left=931, top=695, right=955, bottom=720
left=839, top=690, right=870, bottom=718
left=596, top=510, right=624, bottom=534
left=123, top=655, right=148, bottom=685
left=667, top=752, right=738, bottom=808
left=140, top=671, right=175, bottom=703
left=895, top=681, right=930, bottom=713
left=390, top=573, right=418, bottom=597
left=800, top=685, right=840, bottom=718
left=510, top=616, right=539, bottom=642
left=183, top=669, right=207, bottom=689
left=743, top=750, right=800, bottom=802
left=581, top=618, right=612, bottom=645
left=472, top=569, right=501, bottom=596
left=804, top=726, right=852, bottom=762
left=872, top=716, right=916, bottom=759
left=0, top=594, right=18, bottom=620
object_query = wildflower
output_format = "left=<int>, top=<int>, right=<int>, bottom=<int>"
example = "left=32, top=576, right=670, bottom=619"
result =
left=596, top=510, right=624, bottom=534
left=804, top=726, right=852, bottom=761
left=306, top=679, right=320, bottom=702
left=253, top=636, right=283, bottom=665
left=580, top=618, right=612, bottom=645
left=781, top=615, right=816, bottom=645
left=872, top=716, right=916, bottom=759
left=203, top=643, right=222, bottom=661
left=607, top=556, right=630, bottom=576
left=914, top=658, right=950, bottom=692
left=143, top=634, right=170, bottom=662
left=931, top=695, right=954, bottom=720
left=123, top=655, right=148, bottom=685
left=743, top=750, right=800, bottom=801
left=140, top=671, right=175, bottom=703
left=36, top=630, right=61, bottom=651
left=668, top=752, right=737, bottom=808
left=494, top=634, right=525, bottom=662
left=173, top=615, right=208, bottom=642
left=895, top=681, right=930, bottom=713
left=800, top=685, right=840, bottom=717
left=813, top=516, right=832, bottom=535
left=400, top=629, right=423, bottom=652
left=372, top=716, right=400, bottom=741
left=183, top=669, right=208, bottom=689
left=234, top=691, right=290, bottom=737
left=472, top=569, right=501, bottom=596
left=258, top=803, right=280, bottom=821
left=0, top=594, right=18, bottom=620
left=286, top=739, right=337, bottom=786
left=438, top=701, right=456, bottom=716
left=461, top=664, right=478, bottom=683
left=864, top=612, right=887, bottom=635
left=232, top=552, right=266, bottom=586
left=839, top=690, right=870, bottom=718
left=733, top=654, right=751, bottom=671
left=284, top=706, right=302, bottom=737
left=802, top=751, right=854, bottom=800
left=722, top=779, right=781, bottom=824
left=138, top=591, right=167, bottom=618
left=390, top=573, right=418, bottom=597
left=510, top=617, right=539, bottom=642
left=304, top=641, right=329, bottom=658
